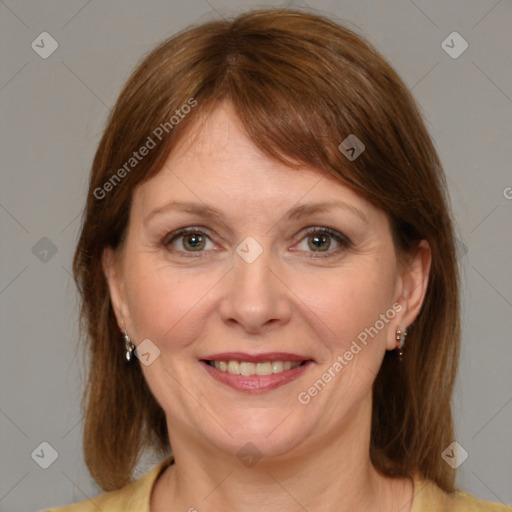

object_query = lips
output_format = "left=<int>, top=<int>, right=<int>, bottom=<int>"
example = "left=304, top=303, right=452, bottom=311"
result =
left=200, top=352, right=314, bottom=392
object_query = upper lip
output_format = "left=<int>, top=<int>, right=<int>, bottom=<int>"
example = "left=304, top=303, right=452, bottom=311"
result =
left=201, top=352, right=313, bottom=363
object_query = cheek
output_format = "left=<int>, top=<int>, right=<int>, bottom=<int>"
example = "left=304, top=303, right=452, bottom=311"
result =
left=294, top=260, right=397, bottom=353
left=123, top=247, right=398, bottom=360
left=124, top=259, right=220, bottom=349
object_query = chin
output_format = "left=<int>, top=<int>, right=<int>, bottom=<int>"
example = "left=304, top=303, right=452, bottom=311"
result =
left=213, top=415, right=308, bottom=459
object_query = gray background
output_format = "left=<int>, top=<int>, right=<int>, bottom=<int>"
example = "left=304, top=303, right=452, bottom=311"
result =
left=0, top=0, right=511, bottom=511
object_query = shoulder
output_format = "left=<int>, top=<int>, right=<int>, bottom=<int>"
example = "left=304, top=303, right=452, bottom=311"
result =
left=411, top=476, right=512, bottom=512
left=43, top=456, right=174, bottom=512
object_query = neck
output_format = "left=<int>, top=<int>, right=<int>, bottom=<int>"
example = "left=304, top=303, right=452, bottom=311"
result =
left=151, top=396, right=413, bottom=512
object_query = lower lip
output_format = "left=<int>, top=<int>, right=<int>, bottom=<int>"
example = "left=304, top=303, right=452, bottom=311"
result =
left=201, top=360, right=314, bottom=392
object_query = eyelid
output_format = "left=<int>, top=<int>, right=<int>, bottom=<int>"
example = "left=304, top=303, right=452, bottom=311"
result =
left=298, top=226, right=351, bottom=244
left=162, top=226, right=213, bottom=246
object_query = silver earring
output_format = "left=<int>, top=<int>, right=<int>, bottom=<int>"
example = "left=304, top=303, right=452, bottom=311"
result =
left=396, top=327, right=407, bottom=359
left=122, top=329, right=135, bottom=362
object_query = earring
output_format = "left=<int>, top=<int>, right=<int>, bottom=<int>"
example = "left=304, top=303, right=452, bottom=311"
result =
left=395, top=327, right=407, bottom=360
left=122, top=329, right=135, bottom=362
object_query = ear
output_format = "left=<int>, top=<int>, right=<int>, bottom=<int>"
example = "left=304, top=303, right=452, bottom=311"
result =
left=386, top=240, right=431, bottom=350
left=102, top=247, right=131, bottom=331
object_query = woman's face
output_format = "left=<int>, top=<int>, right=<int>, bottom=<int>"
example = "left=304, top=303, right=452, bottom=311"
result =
left=104, top=103, right=428, bottom=461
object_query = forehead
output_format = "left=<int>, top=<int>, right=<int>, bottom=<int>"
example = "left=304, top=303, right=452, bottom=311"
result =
left=131, top=103, right=380, bottom=225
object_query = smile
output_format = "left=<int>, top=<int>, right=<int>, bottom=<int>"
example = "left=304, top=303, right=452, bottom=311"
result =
left=206, top=360, right=304, bottom=375
left=200, top=353, right=314, bottom=392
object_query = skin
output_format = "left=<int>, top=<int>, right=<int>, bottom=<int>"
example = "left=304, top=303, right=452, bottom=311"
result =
left=103, top=102, right=431, bottom=512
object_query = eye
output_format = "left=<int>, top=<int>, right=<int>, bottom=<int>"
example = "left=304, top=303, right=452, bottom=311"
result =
left=163, top=226, right=350, bottom=258
left=164, top=227, right=215, bottom=256
left=294, top=227, right=350, bottom=257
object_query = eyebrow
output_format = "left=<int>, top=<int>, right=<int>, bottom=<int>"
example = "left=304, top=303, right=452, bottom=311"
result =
left=285, top=201, right=368, bottom=225
left=144, top=199, right=368, bottom=226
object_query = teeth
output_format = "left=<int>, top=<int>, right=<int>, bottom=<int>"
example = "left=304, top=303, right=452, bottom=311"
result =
left=210, top=360, right=303, bottom=375
left=227, top=361, right=240, bottom=375
left=240, top=362, right=256, bottom=376
left=256, top=362, right=272, bottom=376
left=272, top=361, right=283, bottom=373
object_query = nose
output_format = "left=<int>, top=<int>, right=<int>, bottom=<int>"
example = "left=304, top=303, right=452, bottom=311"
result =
left=218, top=240, right=292, bottom=335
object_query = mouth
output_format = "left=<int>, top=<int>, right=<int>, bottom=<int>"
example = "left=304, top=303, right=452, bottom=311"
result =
left=200, top=352, right=314, bottom=392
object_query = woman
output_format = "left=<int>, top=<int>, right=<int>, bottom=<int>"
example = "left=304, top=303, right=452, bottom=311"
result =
left=46, top=9, right=511, bottom=512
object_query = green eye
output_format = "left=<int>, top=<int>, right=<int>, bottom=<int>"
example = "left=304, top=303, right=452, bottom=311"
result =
left=181, top=232, right=206, bottom=251
left=297, top=228, right=351, bottom=258
left=164, top=226, right=350, bottom=259
left=307, top=233, right=332, bottom=252
left=164, top=227, right=213, bottom=255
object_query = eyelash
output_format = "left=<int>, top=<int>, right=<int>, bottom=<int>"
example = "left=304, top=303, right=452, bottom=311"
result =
left=163, top=226, right=351, bottom=259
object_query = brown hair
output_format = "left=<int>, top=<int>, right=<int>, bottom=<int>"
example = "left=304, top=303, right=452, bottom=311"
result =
left=73, top=9, right=460, bottom=492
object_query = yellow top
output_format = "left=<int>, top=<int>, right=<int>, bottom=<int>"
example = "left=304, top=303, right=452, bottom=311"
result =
left=45, top=456, right=511, bottom=512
